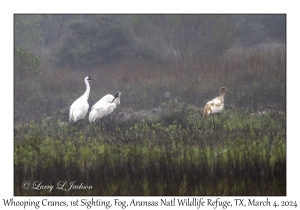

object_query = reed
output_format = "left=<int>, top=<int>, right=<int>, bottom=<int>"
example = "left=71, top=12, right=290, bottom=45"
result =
left=14, top=42, right=286, bottom=195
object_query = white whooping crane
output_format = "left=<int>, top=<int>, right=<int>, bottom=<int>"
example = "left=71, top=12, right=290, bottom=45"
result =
left=203, top=87, right=227, bottom=129
left=89, top=92, right=121, bottom=125
left=69, top=76, right=93, bottom=124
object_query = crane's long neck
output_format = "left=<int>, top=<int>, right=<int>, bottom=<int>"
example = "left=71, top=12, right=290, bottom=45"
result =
left=83, top=79, right=90, bottom=100
left=220, top=92, right=226, bottom=100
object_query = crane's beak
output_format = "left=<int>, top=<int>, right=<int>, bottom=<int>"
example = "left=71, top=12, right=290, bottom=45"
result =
left=111, top=92, right=121, bottom=102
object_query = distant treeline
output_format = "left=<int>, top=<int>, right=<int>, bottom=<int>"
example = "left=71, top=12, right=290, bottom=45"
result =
left=14, top=14, right=285, bottom=67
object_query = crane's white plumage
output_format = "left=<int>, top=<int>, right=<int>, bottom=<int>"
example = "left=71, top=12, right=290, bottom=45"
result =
left=203, top=87, right=227, bottom=117
left=69, top=76, right=93, bottom=124
left=89, top=92, right=121, bottom=123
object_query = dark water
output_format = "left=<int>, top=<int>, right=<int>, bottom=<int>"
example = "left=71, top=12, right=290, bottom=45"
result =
left=14, top=153, right=285, bottom=196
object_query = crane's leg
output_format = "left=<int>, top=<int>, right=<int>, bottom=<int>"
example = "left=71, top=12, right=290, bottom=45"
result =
left=105, top=116, right=108, bottom=132
left=92, top=124, right=96, bottom=136
left=71, top=120, right=78, bottom=132
left=213, top=115, right=215, bottom=130
left=87, top=122, right=95, bottom=136
left=217, top=113, right=221, bottom=130
left=74, top=119, right=83, bottom=126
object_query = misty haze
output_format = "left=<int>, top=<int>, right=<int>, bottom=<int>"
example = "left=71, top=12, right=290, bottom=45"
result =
left=14, top=14, right=286, bottom=196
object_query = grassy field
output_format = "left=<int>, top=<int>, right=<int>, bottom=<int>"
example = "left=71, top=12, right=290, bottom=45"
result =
left=14, top=43, right=286, bottom=195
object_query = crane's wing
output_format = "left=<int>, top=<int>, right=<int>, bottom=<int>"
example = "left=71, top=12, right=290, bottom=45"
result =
left=69, top=98, right=89, bottom=123
left=105, top=103, right=117, bottom=115
left=95, top=103, right=117, bottom=118
left=91, top=94, right=115, bottom=110
left=89, top=102, right=117, bottom=123
left=205, top=96, right=224, bottom=114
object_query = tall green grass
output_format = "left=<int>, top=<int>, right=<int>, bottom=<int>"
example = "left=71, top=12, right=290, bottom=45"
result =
left=14, top=43, right=286, bottom=195
left=14, top=43, right=285, bottom=125
left=14, top=106, right=286, bottom=195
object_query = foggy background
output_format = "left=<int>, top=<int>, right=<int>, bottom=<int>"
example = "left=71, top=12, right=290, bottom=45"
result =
left=14, top=14, right=286, bottom=125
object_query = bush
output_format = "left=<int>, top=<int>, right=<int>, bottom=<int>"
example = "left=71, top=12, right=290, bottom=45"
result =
left=14, top=47, right=41, bottom=77
left=54, top=15, right=135, bottom=67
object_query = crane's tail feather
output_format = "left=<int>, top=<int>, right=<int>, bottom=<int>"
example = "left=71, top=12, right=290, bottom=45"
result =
left=203, top=105, right=210, bottom=118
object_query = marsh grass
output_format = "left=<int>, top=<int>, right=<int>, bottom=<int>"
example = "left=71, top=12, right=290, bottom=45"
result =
left=14, top=43, right=286, bottom=195
left=14, top=43, right=285, bottom=125
left=14, top=106, right=286, bottom=195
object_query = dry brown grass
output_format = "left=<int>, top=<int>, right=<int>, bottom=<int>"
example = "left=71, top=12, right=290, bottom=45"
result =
left=14, top=43, right=286, bottom=196
left=14, top=42, right=286, bottom=125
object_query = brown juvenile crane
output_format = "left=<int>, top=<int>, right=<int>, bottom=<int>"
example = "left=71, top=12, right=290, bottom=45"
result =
left=203, top=87, right=227, bottom=129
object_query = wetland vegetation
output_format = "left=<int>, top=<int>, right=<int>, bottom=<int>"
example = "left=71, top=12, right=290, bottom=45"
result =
left=14, top=15, right=286, bottom=195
